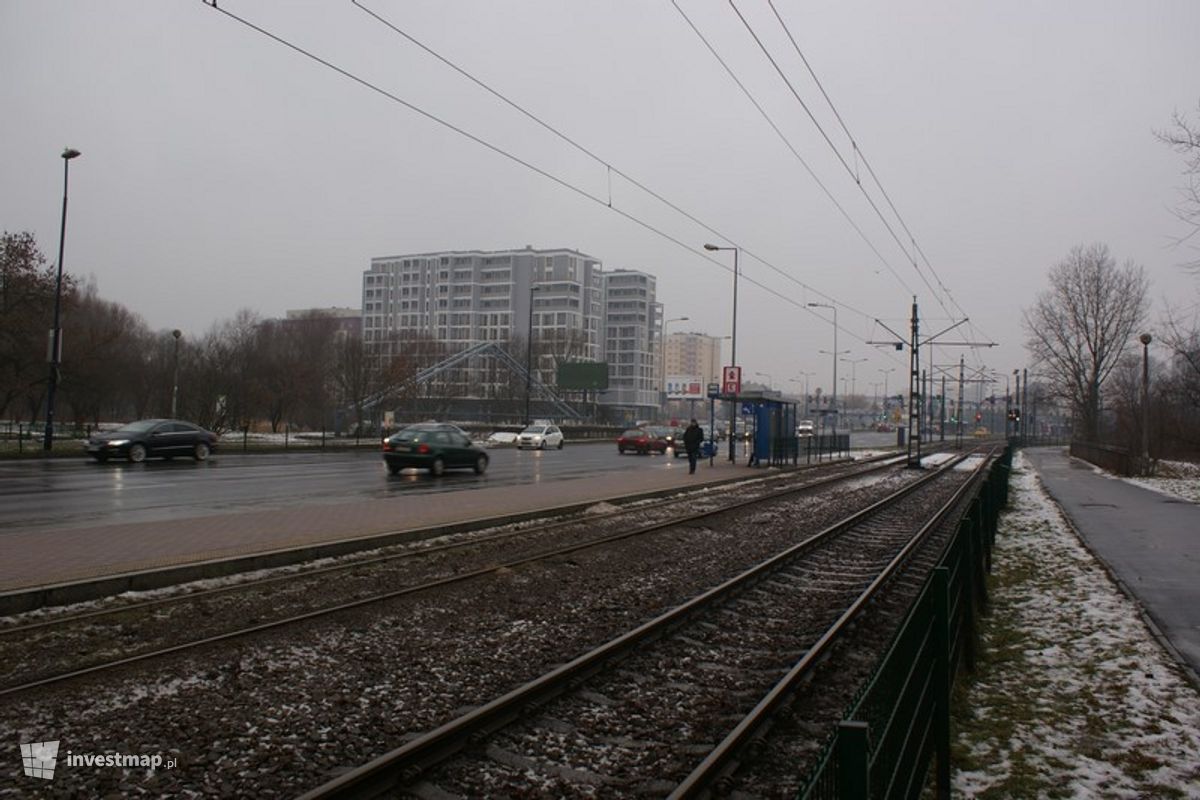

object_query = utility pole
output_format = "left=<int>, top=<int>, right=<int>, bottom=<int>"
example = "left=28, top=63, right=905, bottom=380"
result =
left=940, top=375, right=947, bottom=442
left=957, top=356, right=965, bottom=450
left=906, top=298, right=922, bottom=468
left=1013, top=369, right=1021, bottom=443
left=1022, top=367, right=1029, bottom=443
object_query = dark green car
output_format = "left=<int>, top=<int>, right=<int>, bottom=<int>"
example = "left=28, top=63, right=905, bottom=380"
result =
left=382, top=423, right=488, bottom=476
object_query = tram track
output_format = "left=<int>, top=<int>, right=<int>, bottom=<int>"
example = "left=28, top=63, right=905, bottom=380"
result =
left=296, top=448, right=997, bottom=798
left=0, top=453, right=906, bottom=696
left=0, top=448, right=984, bottom=799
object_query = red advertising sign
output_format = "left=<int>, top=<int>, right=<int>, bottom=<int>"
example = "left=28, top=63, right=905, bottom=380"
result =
left=722, top=365, right=741, bottom=395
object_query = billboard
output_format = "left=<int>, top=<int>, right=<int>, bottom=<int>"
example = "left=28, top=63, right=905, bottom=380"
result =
left=556, top=361, right=609, bottom=390
left=667, top=375, right=705, bottom=400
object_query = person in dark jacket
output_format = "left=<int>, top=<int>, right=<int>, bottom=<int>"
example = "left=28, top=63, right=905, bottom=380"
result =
left=682, top=418, right=704, bottom=474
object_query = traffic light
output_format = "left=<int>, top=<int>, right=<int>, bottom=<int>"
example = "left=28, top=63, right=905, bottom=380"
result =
left=1006, top=409, right=1016, bottom=422
left=1013, top=407, right=1021, bottom=423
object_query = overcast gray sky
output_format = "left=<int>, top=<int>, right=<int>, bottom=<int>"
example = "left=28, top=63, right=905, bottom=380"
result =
left=3, top=1, right=1198, bottom=398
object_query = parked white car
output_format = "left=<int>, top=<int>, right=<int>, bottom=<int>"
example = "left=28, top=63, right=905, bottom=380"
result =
left=517, top=424, right=564, bottom=450
left=796, top=420, right=816, bottom=437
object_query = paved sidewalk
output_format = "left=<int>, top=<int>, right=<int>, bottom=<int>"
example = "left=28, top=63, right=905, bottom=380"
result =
left=0, top=457, right=759, bottom=593
left=1024, top=447, right=1200, bottom=678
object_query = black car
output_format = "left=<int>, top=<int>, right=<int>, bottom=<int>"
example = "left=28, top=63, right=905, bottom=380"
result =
left=85, top=419, right=218, bottom=463
left=383, top=423, right=489, bottom=476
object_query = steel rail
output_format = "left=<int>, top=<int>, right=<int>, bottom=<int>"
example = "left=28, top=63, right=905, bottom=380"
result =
left=0, top=454, right=899, bottom=638
left=669, top=446, right=998, bottom=798
left=0, top=456, right=906, bottom=697
left=295, top=451, right=976, bottom=799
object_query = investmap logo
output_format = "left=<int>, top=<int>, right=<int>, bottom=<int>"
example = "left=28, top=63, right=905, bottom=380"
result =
left=18, top=738, right=177, bottom=781
left=20, top=740, right=59, bottom=780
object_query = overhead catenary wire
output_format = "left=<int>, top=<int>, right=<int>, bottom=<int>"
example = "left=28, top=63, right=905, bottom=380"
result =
left=721, top=0, right=953, bottom=314
left=670, top=0, right=915, bottom=303
left=202, top=1, right=904, bottom=362
left=764, top=0, right=998, bottom=362
left=351, top=0, right=877, bottom=335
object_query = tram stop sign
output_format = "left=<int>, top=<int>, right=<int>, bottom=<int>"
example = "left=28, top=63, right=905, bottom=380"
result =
left=722, top=365, right=741, bottom=395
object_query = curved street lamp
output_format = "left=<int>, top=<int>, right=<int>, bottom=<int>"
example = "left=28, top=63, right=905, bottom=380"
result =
left=840, top=357, right=868, bottom=403
left=43, top=147, right=82, bottom=452
left=808, top=302, right=844, bottom=433
left=704, top=243, right=739, bottom=461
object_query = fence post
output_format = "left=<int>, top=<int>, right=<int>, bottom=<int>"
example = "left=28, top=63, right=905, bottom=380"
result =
left=932, top=566, right=952, bottom=800
left=836, top=720, right=870, bottom=799
left=961, top=518, right=977, bottom=673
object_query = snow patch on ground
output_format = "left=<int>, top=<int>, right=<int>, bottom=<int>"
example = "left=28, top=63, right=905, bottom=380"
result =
left=949, top=451, right=1200, bottom=798
left=1122, top=459, right=1200, bottom=505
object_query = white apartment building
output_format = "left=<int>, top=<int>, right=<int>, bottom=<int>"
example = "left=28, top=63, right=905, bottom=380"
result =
left=361, top=248, right=657, bottom=415
left=602, top=269, right=658, bottom=413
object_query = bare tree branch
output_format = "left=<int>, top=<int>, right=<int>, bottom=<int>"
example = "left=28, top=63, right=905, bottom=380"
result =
left=1023, top=243, right=1149, bottom=440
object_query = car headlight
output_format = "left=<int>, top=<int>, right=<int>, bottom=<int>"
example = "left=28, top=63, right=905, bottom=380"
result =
left=107, top=439, right=130, bottom=447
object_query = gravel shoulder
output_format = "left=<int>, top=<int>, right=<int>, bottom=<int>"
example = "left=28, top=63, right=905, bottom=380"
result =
left=946, top=451, right=1200, bottom=798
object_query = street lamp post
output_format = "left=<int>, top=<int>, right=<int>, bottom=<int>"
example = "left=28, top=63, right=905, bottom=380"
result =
left=1140, top=333, right=1152, bottom=472
left=808, top=303, right=844, bottom=436
left=171, top=329, right=182, bottom=418
left=524, top=284, right=542, bottom=425
left=840, top=356, right=867, bottom=405
left=878, top=368, right=895, bottom=412
left=43, top=147, right=82, bottom=452
left=754, top=371, right=774, bottom=391
left=789, top=372, right=813, bottom=416
left=704, top=244, right=739, bottom=462
left=660, top=316, right=689, bottom=414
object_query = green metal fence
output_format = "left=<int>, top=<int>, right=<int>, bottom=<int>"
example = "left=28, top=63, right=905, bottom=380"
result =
left=797, top=446, right=1011, bottom=799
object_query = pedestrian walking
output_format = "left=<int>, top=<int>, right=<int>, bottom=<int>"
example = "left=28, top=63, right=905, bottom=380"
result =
left=683, top=418, right=703, bottom=474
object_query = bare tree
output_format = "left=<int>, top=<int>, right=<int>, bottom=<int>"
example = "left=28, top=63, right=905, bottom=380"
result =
left=1023, top=243, right=1149, bottom=441
left=1156, top=101, right=1200, bottom=273
left=60, top=280, right=152, bottom=425
left=0, top=231, right=67, bottom=421
left=333, top=332, right=385, bottom=435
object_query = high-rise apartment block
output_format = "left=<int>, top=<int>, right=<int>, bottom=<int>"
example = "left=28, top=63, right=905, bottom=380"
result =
left=361, top=247, right=658, bottom=416
left=664, top=331, right=724, bottom=388
left=602, top=270, right=659, bottom=410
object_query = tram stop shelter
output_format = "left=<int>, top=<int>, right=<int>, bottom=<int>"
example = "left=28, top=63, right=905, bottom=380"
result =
left=706, top=388, right=799, bottom=468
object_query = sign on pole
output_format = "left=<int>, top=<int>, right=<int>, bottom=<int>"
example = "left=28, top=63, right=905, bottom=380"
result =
left=722, top=365, right=741, bottom=395
left=667, top=376, right=704, bottom=400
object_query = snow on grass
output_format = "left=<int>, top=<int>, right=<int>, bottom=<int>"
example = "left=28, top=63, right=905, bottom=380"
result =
left=949, top=451, right=1200, bottom=798
left=1123, top=459, right=1200, bottom=505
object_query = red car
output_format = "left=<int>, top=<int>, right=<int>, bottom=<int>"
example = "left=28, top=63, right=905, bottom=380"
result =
left=617, top=428, right=667, bottom=455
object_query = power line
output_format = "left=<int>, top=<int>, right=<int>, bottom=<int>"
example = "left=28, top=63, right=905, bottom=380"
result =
left=202, top=1, right=903, bottom=361
left=352, top=0, right=879, bottom=334
left=723, top=0, right=953, bottom=314
left=766, top=0, right=996, bottom=351
left=671, top=0, right=916, bottom=300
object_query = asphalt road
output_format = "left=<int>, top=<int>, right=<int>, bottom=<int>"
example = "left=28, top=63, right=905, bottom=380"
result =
left=0, top=442, right=707, bottom=533
left=0, top=431, right=912, bottom=534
